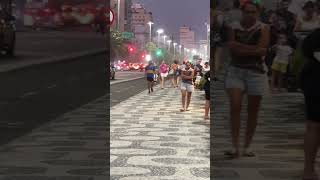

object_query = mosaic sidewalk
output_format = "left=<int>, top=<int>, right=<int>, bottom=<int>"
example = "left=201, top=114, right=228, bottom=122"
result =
left=0, top=96, right=108, bottom=180
left=111, top=83, right=210, bottom=180
left=212, top=74, right=320, bottom=180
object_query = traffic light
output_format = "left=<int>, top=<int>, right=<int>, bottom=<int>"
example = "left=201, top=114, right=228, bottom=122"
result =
left=141, top=54, right=145, bottom=59
left=156, top=49, right=162, bottom=57
left=128, top=46, right=135, bottom=53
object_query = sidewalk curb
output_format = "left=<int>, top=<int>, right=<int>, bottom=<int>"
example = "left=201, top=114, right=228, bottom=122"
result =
left=0, top=48, right=107, bottom=73
left=110, top=76, right=145, bottom=85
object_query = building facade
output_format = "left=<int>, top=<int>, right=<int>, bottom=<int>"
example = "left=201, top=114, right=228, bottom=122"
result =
left=111, top=0, right=132, bottom=32
left=131, top=3, right=153, bottom=49
left=179, top=26, right=195, bottom=50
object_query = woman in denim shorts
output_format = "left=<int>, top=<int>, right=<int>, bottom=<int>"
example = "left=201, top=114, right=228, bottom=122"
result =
left=224, top=1, right=270, bottom=158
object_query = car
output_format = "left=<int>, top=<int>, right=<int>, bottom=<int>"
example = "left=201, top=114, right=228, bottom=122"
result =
left=120, top=63, right=129, bottom=71
left=0, top=9, right=16, bottom=56
left=131, top=63, right=140, bottom=70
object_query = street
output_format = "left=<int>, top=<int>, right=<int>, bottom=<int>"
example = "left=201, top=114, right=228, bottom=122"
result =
left=0, top=53, right=106, bottom=146
left=0, top=31, right=106, bottom=72
left=111, top=77, right=147, bottom=107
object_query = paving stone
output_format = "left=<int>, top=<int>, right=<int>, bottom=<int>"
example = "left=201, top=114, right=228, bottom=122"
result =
left=212, top=73, right=319, bottom=180
left=111, top=83, right=210, bottom=179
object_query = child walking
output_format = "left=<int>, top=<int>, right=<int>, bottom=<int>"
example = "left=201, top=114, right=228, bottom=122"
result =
left=271, top=33, right=293, bottom=93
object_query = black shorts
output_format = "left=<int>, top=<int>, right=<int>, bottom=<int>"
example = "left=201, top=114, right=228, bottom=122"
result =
left=147, top=77, right=154, bottom=82
left=304, top=95, right=320, bottom=122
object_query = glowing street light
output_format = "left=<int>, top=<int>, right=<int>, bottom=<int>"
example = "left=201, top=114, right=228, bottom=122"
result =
left=147, top=21, right=154, bottom=42
left=163, top=35, right=167, bottom=46
left=167, top=40, right=172, bottom=51
left=173, top=42, right=177, bottom=57
left=157, top=29, right=164, bottom=46
left=146, top=54, right=152, bottom=61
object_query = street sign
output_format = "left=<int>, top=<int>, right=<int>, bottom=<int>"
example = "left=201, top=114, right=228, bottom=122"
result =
left=122, top=32, right=134, bottom=40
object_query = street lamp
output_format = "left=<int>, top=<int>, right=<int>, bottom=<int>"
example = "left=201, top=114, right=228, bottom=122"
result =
left=117, top=0, right=120, bottom=30
left=156, top=29, right=164, bottom=47
left=163, top=35, right=167, bottom=46
left=167, top=40, right=172, bottom=51
left=205, top=22, right=210, bottom=60
left=147, top=21, right=154, bottom=42
left=173, top=42, right=177, bottom=57
left=179, top=45, right=182, bottom=54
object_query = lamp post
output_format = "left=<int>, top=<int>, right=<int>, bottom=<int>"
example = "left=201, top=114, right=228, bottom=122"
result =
left=117, top=0, right=121, bottom=30
left=167, top=40, right=172, bottom=52
left=163, top=35, right=167, bottom=47
left=179, top=45, right=182, bottom=55
left=173, top=42, right=177, bottom=57
left=205, top=22, right=210, bottom=60
left=156, top=29, right=164, bottom=47
left=147, top=21, right=154, bottom=42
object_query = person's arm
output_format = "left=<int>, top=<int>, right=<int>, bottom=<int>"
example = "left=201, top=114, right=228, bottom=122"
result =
left=228, top=25, right=270, bottom=57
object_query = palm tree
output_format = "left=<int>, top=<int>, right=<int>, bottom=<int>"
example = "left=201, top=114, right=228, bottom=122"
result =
left=110, top=30, right=128, bottom=63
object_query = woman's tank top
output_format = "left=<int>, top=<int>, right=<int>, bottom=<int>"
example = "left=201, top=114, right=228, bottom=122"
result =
left=230, top=21, right=266, bottom=72
left=182, top=68, right=193, bottom=85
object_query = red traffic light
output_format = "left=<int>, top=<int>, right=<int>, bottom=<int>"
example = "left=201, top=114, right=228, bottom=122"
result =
left=129, top=47, right=134, bottom=52
left=141, top=54, right=145, bottom=58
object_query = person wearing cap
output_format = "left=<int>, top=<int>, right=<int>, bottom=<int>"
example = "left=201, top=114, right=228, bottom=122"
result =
left=301, top=28, right=320, bottom=180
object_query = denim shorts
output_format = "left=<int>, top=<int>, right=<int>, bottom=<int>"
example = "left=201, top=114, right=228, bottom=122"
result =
left=180, top=82, right=194, bottom=92
left=225, top=66, right=268, bottom=96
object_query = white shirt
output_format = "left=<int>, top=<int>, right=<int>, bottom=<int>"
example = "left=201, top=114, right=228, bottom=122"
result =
left=274, top=45, right=293, bottom=64
left=297, top=14, right=320, bottom=31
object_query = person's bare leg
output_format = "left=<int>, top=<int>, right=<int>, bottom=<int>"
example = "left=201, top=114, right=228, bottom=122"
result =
left=303, top=120, right=320, bottom=179
left=204, top=99, right=210, bottom=119
left=244, top=95, right=262, bottom=156
left=227, top=89, right=244, bottom=157
left=181, top=90, right=186, bottom=111
left=174, top=76, right=178, bottom=87
left=161, top=76, right=164, bottom=88
left=148, top=81, right=151, bottom=93
left=171, top=76, right=175, bottom=87
left=186, top=92, right=192, bottom=110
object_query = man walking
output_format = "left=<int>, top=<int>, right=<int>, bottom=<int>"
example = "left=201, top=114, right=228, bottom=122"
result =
left=145, top=61, right=156, bottom=94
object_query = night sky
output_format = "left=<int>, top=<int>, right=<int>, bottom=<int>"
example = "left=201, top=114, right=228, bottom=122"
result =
left=133, top=0, right=210, bottom=43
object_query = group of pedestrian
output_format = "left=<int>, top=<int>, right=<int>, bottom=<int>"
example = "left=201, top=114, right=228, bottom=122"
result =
left=145, top=59, right=211, bottom=120
left=213, top=0, right=319, bottom=179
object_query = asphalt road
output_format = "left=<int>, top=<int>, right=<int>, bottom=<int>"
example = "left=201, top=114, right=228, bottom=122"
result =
left=110, top=77, right=148, bottom=107
left=0, top=54, right=106, bottom=145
